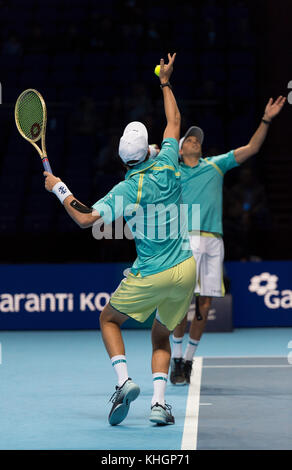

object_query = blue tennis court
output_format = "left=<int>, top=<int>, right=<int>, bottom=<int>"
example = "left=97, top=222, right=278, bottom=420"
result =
left=0, top=327, right=291, bottom=450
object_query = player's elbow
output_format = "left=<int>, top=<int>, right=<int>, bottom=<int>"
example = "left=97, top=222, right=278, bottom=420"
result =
left=252, top=145, right=260, bottom=155
left=79, top=222, right=90, bottom=229
left=248, top=140, right=261, bottom=155
left=242, top=146, right=259, bottom=162
left=79, top=212, right=102, bottom=229
left=78, top=214, right=93, bottom=229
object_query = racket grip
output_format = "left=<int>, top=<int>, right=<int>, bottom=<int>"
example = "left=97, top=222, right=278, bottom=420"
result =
left=42, top=158, right=52, bottom=174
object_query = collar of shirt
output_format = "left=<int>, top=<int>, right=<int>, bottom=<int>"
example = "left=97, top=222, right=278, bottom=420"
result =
left=179, top=157, right=204, bottom=169
left=125, top=159, right=157, bottom=179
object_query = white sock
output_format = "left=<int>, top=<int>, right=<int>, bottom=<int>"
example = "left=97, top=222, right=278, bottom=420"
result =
left=111, top=355, right=129, bottom=387
left=151, top=373, right=168, bottom=407
left=171, top=335, right=184, bottom=358
left=183, top=338, right=199, bottom=362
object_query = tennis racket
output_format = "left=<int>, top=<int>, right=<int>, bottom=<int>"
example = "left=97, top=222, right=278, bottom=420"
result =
left=15, top=89, right=52, bottom=173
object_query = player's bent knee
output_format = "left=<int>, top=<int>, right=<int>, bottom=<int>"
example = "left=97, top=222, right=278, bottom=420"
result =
left=152, top=318, right=171, bottom=342
left=100, top=302, right=128, bottom=327
left=199, top=296, right=212, bottom=309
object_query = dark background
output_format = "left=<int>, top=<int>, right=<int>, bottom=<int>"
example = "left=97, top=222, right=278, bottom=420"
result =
left=0, top=0, right=291, bottom=264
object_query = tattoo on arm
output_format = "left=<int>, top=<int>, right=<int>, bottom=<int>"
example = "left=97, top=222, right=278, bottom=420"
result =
left=70, top=199, right=93, bottom=214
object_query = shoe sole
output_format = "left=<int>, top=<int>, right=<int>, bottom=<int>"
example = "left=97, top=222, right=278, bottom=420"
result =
left=170, top=380, right=187, bottom=386
left=149, top=410, right=175, bottom=426
left=109, top=384, right=140, bottom=426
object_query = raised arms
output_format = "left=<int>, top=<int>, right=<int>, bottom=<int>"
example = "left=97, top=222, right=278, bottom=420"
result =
left=159, top=53, right=181, bottom=142
left=234, top=96, right=286, bottom=164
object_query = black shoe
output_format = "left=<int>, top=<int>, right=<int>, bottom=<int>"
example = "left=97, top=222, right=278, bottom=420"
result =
left=149, top=402, right=175, bottom=425
left=183, top=360, right=193, bottom=384
left=170, top=358, right=186, bottom=385
left=108, top=378, right=140, bottom=426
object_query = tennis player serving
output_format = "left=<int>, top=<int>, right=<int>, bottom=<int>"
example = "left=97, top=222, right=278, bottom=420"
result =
left=44, top=53, right=197, bottom=426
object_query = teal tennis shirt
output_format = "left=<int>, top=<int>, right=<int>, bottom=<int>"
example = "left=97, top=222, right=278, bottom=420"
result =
left=92, top=138, right=192, bottom=277
left=180, top=151, right=239, bottom=235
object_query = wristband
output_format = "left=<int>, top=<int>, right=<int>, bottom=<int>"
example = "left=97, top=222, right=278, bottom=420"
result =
left=262, top=118, right=271, bottom=125
left=52, top=181, right=72, bottom=204
left=160, top=82, right=172, bottom=90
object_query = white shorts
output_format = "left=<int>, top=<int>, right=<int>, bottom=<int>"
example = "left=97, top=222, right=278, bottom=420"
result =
left=189, top=232, right=225, bottom=298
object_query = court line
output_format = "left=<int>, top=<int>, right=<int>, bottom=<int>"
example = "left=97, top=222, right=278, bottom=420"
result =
left=181, top=356, right=203, bottom=451
left=202, top=355, right=287, bottom=359
left=204, top=365, right=291, bottom=368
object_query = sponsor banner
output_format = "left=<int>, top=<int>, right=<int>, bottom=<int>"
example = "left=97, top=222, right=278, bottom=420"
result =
left=225, top=261, right=292, bottom=327
left=187, top=294, right=233, bottom=332
left=1, top=261, right=291, bottom=330
left=0, top=263, right=155, bottom=330
left=205, top=295, right=233, bottom=332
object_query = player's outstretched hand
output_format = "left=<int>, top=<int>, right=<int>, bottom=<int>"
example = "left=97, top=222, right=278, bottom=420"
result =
left=43, top=171, right=61, bottom=192
left=159, top=53, right=176, bottom=84
left=264, top=96, right=286, bottom=121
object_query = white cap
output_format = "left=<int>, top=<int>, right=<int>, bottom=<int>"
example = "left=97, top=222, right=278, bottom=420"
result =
left=179, top=126, right=204, bottom=150
left=119, top=121, right=149, bottom=165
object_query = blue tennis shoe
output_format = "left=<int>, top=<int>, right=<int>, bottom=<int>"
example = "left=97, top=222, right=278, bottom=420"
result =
left=108, top=378, right=140, bottom=426
left=149, top=402, right=175, bottom=425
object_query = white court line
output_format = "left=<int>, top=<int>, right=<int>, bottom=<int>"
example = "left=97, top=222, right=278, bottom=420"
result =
left=180, top=356, right=290, bottom=450
left=202, top=355, right=287, bottom=359
left=204, top=365, right=292, bottom=369
left=181, top=356, right=203, bottom=451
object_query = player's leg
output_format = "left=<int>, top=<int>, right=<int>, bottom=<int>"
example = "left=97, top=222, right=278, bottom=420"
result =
left=151, top=318, right=171, bottom=375
left=182, top=295, right=212, bottom=383
left=149, top=318, right=175, bottom=425
left=102, top=269, right=174, bottom=426
left=188, top=295, right=212, bottom=343
left=183, top=235, right=224, bottom=382
left=150, top=256, right=196, bottom=422
left=170, top=234, right=201, bottom=385
left=100, top=303, right=140, bottom=426
left=99, top=302, right=128, bottom=359
left=169, top=314, right=188, bottom=385
left=171, top=314, right=188, bottom=356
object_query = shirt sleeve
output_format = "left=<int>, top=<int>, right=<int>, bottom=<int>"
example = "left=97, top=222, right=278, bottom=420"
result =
left=156, top=137, right=179, bottom=166
left=207, top=150, right=239, bottom=175
left=92, top=181, right=136, bottom=224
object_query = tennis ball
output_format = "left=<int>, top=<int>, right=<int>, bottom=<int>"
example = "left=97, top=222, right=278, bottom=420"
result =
left=154, top=65, right=160, bottom=77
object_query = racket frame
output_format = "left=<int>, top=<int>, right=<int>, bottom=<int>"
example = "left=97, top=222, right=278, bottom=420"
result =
left=15, top=88, right=52, bottom=173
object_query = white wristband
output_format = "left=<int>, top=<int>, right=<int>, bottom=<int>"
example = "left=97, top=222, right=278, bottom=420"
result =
left=52, top=181, right=72, bottom=204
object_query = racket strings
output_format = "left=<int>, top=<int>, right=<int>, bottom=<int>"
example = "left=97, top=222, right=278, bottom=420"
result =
left=16, top=91, right=44, bottom=141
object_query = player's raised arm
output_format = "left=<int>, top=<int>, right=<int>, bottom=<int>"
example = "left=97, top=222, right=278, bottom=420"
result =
left=159, top=53, right=181, bottom=142
left=43, top=171, right=101, bottom=228
left=234, top=96, right=286, bottom=164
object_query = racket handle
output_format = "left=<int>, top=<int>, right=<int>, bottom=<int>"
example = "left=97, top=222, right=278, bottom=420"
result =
left=42, top=157, right=52, bottom=174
